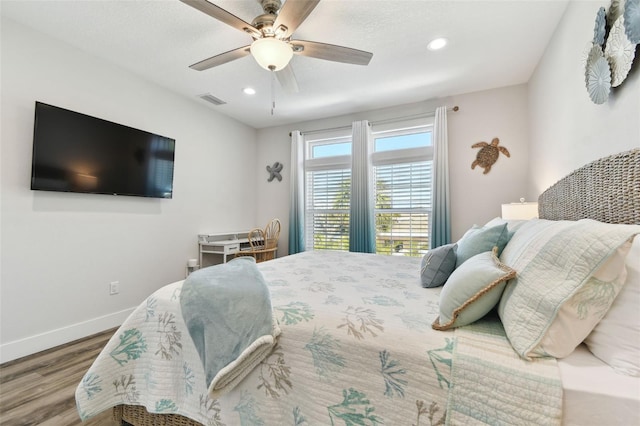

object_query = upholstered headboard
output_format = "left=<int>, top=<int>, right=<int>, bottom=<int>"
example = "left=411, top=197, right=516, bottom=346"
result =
left=538, top=149, right=640, bottom=225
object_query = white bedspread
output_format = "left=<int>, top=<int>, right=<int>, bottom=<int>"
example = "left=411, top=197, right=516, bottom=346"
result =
left=76, top=251, right=562, bottom=424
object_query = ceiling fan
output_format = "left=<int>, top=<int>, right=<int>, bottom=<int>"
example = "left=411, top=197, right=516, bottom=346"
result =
left=180, top=0, right=373, bottom=93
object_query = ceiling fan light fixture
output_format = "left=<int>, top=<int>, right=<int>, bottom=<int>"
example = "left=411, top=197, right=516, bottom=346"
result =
left=427, top=38, right=448, bottom=51
left=251, top=37, right=293, bottom=71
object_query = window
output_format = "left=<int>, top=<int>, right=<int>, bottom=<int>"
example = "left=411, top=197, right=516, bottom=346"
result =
left=304, top=134, right=352, bottom=251
left=305, top=168, right=351, bottom=250
left=302, top=120, right=433, bottom=256
left=374, top=160, right=431, bottom=256
left=372, top=124, right=433, bottom=257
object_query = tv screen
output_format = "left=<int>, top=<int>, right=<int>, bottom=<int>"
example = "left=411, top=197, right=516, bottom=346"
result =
left=30, top=102, right=175, bottom=199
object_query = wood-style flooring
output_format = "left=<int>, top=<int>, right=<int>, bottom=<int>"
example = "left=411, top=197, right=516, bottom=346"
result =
left=0, top=328, right=119, bottom=426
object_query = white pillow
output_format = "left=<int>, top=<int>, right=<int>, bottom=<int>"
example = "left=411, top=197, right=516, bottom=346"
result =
left=584, top=237, right=640, bottom=376
left=498, top=218, right=638, bottom=360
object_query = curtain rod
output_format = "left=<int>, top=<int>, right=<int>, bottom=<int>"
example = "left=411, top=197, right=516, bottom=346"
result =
left=293, top=106, right=459, bottom=136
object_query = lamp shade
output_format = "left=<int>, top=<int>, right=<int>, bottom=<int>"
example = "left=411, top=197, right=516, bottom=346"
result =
left=501, top=202, right=539, bottom=220
left=250, top=37, right=293, bottom=71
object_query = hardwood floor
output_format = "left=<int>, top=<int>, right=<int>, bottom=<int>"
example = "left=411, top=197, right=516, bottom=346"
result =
left=0, top=328, right=120, bottom=426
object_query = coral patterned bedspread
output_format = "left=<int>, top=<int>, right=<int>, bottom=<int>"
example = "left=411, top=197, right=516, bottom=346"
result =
left=76, top=251, right=561, bottom=425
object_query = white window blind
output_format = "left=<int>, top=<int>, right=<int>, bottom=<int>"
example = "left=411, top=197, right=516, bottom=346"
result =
left=305, top=168, right=351, bottom=251
left=374, top=160, right=432, bottom=256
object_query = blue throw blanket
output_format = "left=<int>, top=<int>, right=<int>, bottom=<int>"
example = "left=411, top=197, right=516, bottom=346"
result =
left=180, top=257, right=280, bottom=398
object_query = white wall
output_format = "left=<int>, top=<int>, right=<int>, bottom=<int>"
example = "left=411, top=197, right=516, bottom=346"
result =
left=528, top=0, right=640, bottom=196
left=447, top=85, right=531, bottom=238
left=0, top=19, right=258, bottom=362
left=256, top=84, right=531, bottom=254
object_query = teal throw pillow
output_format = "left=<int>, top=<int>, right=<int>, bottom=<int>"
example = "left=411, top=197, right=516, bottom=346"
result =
left=420, top=243, right=457, bottom=288
left=455, top=223, right=510, bottom=267
left=432, top=248, right=516, bottom=330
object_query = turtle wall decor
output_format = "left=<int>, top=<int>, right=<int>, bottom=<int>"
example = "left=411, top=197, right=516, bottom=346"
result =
left=471, top=137, right=510, bottom=174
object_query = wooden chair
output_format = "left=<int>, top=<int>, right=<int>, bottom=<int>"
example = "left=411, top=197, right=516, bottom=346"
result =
left=234, top=227, right=276, bottom=263
left=264, top=218, right=281, bottom=254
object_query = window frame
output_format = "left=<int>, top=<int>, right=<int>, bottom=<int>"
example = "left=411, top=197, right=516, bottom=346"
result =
left=303, top=131, right=353, bottom=251
left=301, top=119, right=434, bottom=255
left=371, top=122, right=434, bottom=256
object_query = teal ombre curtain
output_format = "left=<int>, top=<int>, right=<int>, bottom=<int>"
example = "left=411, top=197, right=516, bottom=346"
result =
left=288, top=130, right=305, bottom=254
left=430, top=106, right=451, bottom=248
left=348, top=120, right=376, bottom=253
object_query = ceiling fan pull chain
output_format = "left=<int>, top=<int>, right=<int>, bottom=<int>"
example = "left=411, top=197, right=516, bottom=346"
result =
left=270, top=66, right=276, bottom=116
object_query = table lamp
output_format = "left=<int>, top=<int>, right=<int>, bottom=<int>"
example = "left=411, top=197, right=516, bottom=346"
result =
left=501, top=198, right=539, bottom=220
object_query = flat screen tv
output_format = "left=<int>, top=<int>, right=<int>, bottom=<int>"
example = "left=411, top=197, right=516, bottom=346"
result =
left=31, top=101, right=175, bottom=199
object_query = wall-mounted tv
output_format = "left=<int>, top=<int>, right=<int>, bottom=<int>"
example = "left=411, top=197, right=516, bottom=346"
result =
left=30, top=101, right=175, bottom=199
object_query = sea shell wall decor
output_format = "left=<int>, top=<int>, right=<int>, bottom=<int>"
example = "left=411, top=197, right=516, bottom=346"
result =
left=586, top=45, right=612, bottom=103
left=594, top=7, right=607, bottom=45
left=605, top=15, right=636, bottom=87
left=585, top=0, right=640, bottom=104
left=625, top=0, right=640, bottom=43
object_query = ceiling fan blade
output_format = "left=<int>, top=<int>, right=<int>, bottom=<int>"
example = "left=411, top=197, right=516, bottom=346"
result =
left=189, top=46, right=251, bottom=71
left=291, top=40, right=372, bottom=65
left=180, top=0, right=261, bottom=38
left=276, top=65, right=299, bottom=93
left=273, top=0, right=321, bottom=38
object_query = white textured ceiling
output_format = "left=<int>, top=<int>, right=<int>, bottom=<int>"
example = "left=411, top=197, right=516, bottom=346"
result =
left=1, top=0, right=569, bottom=129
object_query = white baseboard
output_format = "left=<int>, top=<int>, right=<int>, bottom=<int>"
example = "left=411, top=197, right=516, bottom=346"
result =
left=0, top=308, right=135, bottom=364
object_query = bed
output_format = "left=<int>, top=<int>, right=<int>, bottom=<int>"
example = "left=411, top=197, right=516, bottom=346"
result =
left=76, top=149, right=640, bottom=425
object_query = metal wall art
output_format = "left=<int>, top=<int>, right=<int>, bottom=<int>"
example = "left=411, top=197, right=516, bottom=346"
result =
left=585, top=0, right=639, bottom=104
left=586, top=45, right=612, bottom=104
left=625, top=0, right=640, bottom=43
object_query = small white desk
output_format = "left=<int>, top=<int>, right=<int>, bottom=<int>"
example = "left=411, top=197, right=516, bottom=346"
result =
left=198, top=231, right=252, bottom=266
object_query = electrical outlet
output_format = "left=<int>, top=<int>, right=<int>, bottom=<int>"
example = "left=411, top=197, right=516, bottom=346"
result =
left=109, top=281, right=120, bottom=295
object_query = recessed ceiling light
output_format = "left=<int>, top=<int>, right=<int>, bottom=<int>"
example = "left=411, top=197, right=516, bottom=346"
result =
left=243, top=87, right=256, bottom=95
left=427, top=38, right=448, bottom=51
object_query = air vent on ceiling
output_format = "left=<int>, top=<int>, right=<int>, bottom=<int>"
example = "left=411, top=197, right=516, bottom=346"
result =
left=199, top=93, right=226, bottom=106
